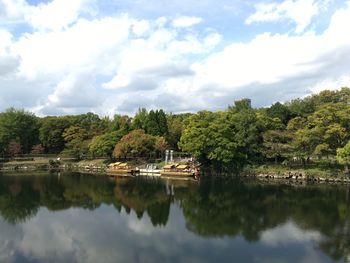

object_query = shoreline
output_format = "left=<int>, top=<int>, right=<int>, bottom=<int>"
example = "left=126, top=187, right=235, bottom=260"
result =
left=1, top=161, right=350, bottom=185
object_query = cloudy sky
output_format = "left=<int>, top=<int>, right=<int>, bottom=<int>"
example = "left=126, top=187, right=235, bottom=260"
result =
left=1, top=0, right=350, bottom=116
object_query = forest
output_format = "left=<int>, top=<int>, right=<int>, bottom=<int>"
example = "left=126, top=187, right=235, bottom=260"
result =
left=1, top=88, right=350, bottom=172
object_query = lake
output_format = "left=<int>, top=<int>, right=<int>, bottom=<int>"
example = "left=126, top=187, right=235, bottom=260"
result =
left=0, top=171, right=349, bottom=263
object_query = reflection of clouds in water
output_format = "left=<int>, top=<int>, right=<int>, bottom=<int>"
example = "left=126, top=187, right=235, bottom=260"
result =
left=0, top=206, right=332, bottom=263
left=255, top=221, right=326, bottom=263
left=260, top=221, right=322, bottom=247
left=0, top=220, right=23, bottom=263
left=127, top=211, right=154, bottom=236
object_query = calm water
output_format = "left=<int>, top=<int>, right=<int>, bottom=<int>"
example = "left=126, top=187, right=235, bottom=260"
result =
left=0, top=172, right=349, bottom=263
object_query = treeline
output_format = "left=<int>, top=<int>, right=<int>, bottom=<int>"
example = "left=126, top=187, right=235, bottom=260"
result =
left=0, top=108, right=190, bottom=159
left=1, top=88, right=350, bottom=170
left=180, top=87, right=350, bottom=171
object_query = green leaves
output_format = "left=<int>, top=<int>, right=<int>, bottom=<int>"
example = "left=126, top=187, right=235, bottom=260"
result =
left=179, top=109, right=262, bottom=165
left=0, top=108, right=39, bottom=154
left=89, top=131, right=123, bottom=158
left=336, top=141, right=350, bottom=165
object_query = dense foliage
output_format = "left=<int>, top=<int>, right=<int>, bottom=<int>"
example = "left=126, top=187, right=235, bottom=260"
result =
left=1, top=88, right=350, bottom=172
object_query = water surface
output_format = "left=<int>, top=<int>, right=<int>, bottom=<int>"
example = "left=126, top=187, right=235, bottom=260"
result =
left=0, top=172, right=349, bottom=263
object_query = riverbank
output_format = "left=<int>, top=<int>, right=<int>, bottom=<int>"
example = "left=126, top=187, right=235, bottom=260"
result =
left=243, top=164, right=350, bottom=183
left=0, top=158, right=109, bottom=172
left=1, top=159, right=349, bottom=184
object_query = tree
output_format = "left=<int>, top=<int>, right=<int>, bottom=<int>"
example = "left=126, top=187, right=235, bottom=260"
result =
left=266, top=102, right=292, bottom=125
left=166, top=117, right=183, bottom=150
left=256, top=111, right=285, bottom=131
left=154, top=137, right=169, bottom=158
left=62, top=126, right=89, bottom=158
left=157, top=109, right=168, bottom=136
left=145, top=110, right=158, bottom=135
left=286, top=97, right=316, bottom=118
left=8, top=140, right=22, bottom=157
left=30, top=144, right=45, bottom=154
left=39, top=116, right=73, bottom=154
left=0, top=108, right=39, bottom=154
left=262, top=130, right=293, bottom=162
left=179, top=111, right=217, bottom=162
left=132, top=108, right=148, bottom=130
left=111, top=114, right=132, bottom=135
left=74, top=112, right=108, bottom=138
left=89, top=131, right=123, bottom=158
left=180, top=108, right=262, bottom=166
left=336, top=141, right=350, bottom=174
left=113, top=130, right=156, bottom=158
left=145, top=110, right=168, bottom=136
left=227, top=108, right=262, bottom=163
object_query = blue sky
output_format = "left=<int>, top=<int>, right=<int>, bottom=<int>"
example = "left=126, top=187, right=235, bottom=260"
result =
left=1, top=0, right=350, bottom=116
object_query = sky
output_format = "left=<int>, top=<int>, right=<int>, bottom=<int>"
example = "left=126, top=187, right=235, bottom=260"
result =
left=1, top=0, right=350, bottom=116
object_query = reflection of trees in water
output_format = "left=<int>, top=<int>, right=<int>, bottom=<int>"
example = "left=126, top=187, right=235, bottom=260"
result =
left=0, top=177, right=40, bottom=224
left=180, top=178, right=350, bottom=261
left=113, top=178, right=171, bottom=226
left=1, top=174, right=350, bottom=261
left=0, top=174, right=176, bottom=227
left=0, top=173, right=116, bottom=224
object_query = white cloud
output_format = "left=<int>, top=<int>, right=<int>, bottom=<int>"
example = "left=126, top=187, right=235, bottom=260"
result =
left=172, top=16, right=203, bottom=28
left=132, top=19, right=151, bottom=37
left=0, top=0, right=28, bottom=22
left=26, top=0, right=96, bottom=31
left=189, top=2, right=350, bottom=103
left=1, top=0, right=350, bottom=115
left=246, top=0, right=322, bottom=33
left=12, top=16, right=131, bottom=79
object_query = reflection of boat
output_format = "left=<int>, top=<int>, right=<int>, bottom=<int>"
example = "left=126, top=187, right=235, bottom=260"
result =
left=160, top=164, right=197, bottom=177
left=107, top=162, right=139, bottom=176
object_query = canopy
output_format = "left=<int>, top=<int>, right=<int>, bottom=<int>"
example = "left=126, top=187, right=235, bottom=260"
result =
left=177, top=164, right=190, bottom=169
left=163, top=164, right=176, bottom=169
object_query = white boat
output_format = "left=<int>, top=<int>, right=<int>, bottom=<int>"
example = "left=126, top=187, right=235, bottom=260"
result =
left=139, top=164, right=161, bottom=176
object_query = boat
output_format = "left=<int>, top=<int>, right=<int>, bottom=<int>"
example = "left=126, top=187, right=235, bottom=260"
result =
left=139, top=164, right=161, bottom=176
left=160, top=163, right=197, bottom=178
left=107, top=162, right=139, bottom=176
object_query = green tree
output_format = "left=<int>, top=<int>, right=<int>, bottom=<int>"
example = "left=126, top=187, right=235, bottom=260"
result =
left=262, top=130, right=293, bottom=162
left=336, top=141, right=350, bottom=174
left=39, top=116, right=73, bottom=153
left=266, top=102, right=292, bottom=124
left=89, top=131, right=124, bottom=158
left=62, top=126, right=89, bottom=158
left=287, top=97, right=316, bottom=118
left=111, top=114, right=132, bottom=135
left=230, top=108, right=262, bottom=163
left=74, top=112, right=109, bottom=138
left=132, top=108, right=148, bottom=130
left=166, top=117, right=183, bottom=150
left=179, top=111, right=217, bottom=162
left=145, top=109, right=168, bottom=136
left=0, top=108, right=39, bottom=154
